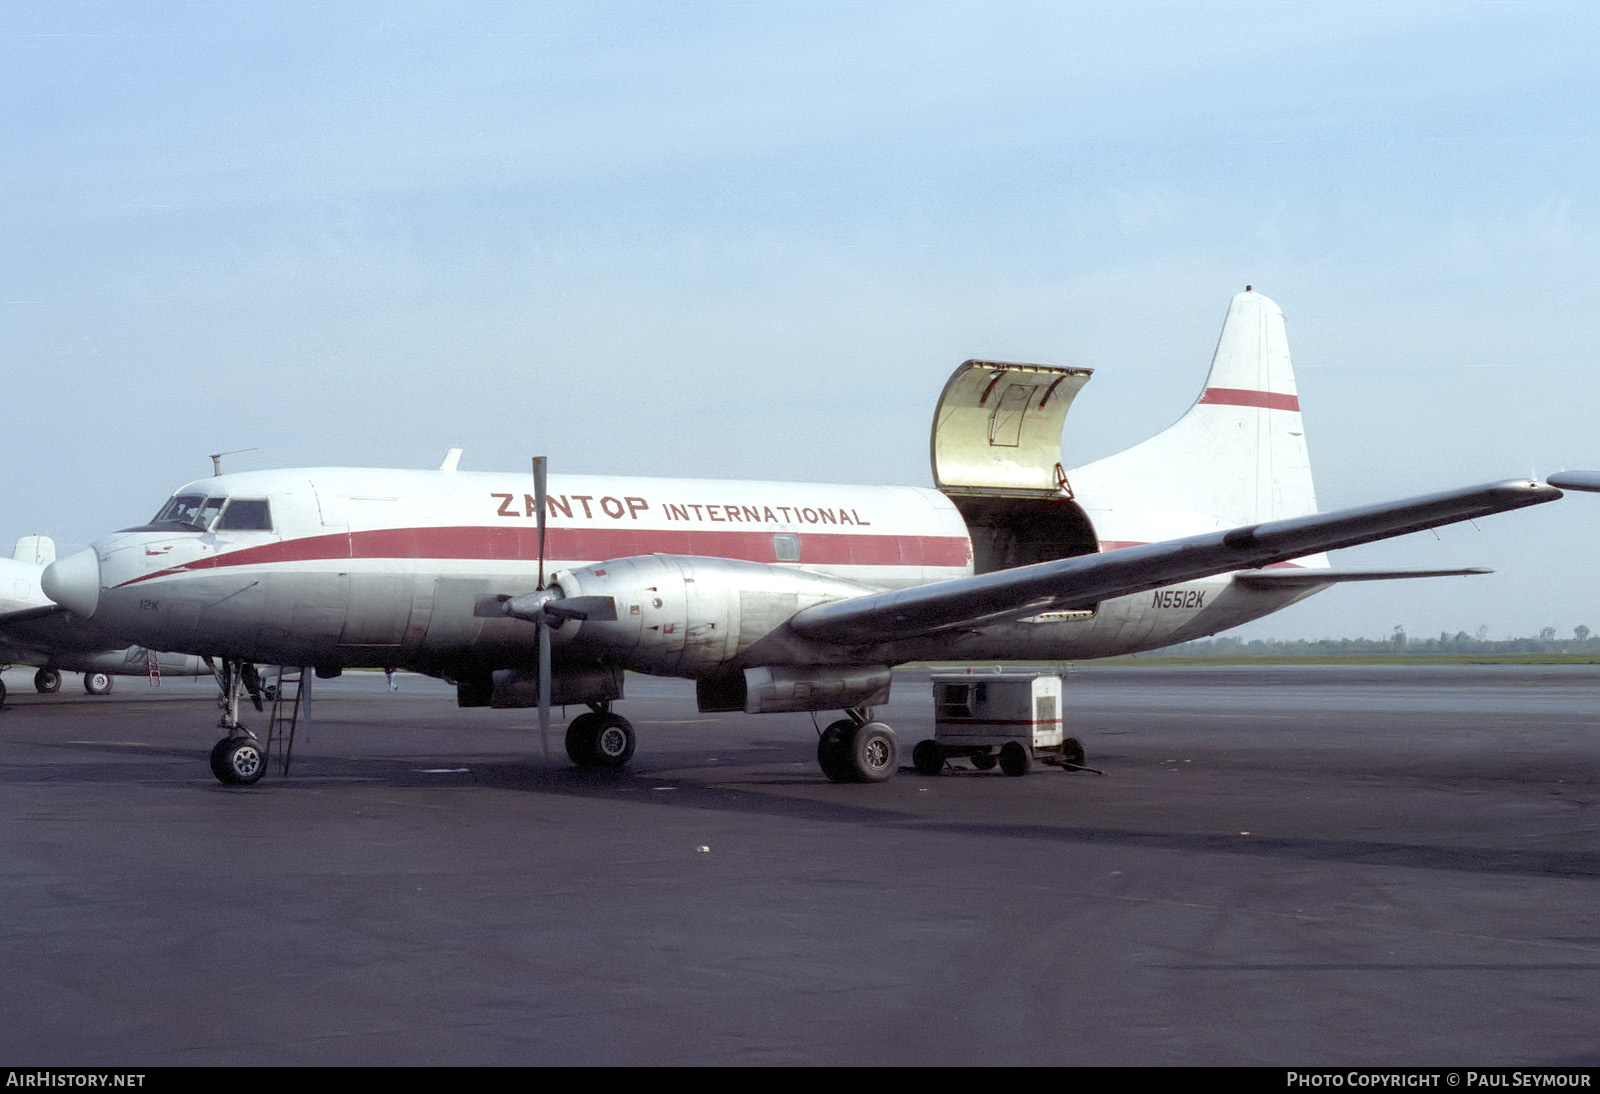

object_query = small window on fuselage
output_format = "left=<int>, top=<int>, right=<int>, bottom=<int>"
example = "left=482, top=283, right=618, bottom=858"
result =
left=216, top=499, right=272, bottom=531
left=773, top=533, right=800, bottom=562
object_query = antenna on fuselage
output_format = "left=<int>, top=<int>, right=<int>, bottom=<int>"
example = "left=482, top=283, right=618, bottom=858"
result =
left=209, top=448, right=257, bottom=477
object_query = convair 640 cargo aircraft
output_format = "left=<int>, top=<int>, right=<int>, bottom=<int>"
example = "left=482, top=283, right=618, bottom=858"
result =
left=42, top=290, right=1561, bottom=785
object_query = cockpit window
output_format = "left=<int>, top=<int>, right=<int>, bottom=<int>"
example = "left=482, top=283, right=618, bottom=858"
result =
left=149, top=494, right=228, bottom=531
left=152, top=494, right=208, bottom=527
left=195, top=497, right=226, bottom=529
left=216, top=499, right=272, bottom=531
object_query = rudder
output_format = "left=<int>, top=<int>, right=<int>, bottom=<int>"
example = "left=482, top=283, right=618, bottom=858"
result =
left=1068, top=288, right=1318, bottom=536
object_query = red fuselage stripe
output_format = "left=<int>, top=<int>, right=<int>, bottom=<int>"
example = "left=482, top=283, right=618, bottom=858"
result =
left=1198, top=387, right=1300, bottom=412
left=150, top=525, right=976, bottom=577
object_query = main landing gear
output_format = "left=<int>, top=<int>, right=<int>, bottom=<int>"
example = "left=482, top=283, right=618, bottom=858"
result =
left=817, top=709, right=900, bottom=783
left=564, top=703, right=637, bottom=769
left=26, top=669, right=110, bottom=696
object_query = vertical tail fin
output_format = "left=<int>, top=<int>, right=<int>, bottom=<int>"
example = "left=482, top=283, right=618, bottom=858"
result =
left=12, top=535, right=56, bottom=566
left=1070, top=288, right=1320, bottom=537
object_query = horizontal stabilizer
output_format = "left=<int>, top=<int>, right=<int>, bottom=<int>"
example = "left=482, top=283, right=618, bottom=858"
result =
left=1547, top=471, right=1600, bottom=493
left=1233, top=567, right=1491, bottom=589
left=789, top=480, right=1558, bottom=645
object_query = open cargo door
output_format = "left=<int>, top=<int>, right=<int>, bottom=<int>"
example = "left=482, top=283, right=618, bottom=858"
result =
left=931, top=361, right=1092, bottom=496
left=930, top=361, right=1099, bottom=574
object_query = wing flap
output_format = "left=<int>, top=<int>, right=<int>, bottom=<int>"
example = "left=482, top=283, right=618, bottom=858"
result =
left=788, top=479, right=1558, bottom=645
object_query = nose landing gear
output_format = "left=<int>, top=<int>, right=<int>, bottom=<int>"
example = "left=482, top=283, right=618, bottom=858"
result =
left=204, top=658, right=309, bottom=786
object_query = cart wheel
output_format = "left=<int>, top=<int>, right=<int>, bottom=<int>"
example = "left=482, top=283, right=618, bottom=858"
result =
left=999, top=742, right=1031, bottom=777
left=970, top=751, right=997, bottom=771
left=912, top=739, right=944, bottom=776
left=1062, top=737, right=1086, bottom=767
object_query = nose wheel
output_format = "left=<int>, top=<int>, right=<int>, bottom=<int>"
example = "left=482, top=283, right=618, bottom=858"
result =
left=209, top=735, right=266, bottom=786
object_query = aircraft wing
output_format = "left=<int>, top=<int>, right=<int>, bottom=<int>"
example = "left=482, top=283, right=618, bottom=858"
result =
left=0, top=604, right=65, bottom=626
left=787, top=479, right=1559, bottom=645
left=1231, top=567, right=1491, bottom=589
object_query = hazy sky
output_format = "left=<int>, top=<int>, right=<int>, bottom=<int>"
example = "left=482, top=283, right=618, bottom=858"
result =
left=4, top=1, right=1598, bottom=640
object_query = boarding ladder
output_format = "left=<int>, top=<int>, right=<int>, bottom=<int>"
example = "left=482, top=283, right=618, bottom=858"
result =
left=266, top=667, right=309, bottom=776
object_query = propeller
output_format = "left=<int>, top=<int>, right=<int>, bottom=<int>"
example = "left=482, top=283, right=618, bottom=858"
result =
left=533, top=456, right=550, bottom=758
left=475, top=458, right=618, bottom=755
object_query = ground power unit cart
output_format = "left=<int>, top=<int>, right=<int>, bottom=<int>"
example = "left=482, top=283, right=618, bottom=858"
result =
left=914, top=672, right=1087, bottom=776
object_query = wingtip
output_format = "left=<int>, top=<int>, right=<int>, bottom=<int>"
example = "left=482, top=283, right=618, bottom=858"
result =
left=1547, top=471, right=1600, bottom=493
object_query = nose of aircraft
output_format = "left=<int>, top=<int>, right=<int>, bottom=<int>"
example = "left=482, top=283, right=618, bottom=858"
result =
left=41, top=548, right=102, bottom=618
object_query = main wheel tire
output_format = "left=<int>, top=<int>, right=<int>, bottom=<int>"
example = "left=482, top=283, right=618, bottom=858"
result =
left=912, top=739, right=944, bottom=776
left=970, top=751, right=998, bottom=771
left=0, top=678, right=7, bottom=706
left=998, top=741, right=1031, bottom=778
left=212, top=737, right=266, bottom=786
left=34, top=669, right=62, bottom=694
left=589, top=714, right=636, bottom=768
left=818, top=720, right=854, bottom=783
left=209, top=738, right=233, bottom=781
left=565, top=712, right=603, bottom=766
left=1062, top=737, right=1086, bottom=767
left=83, top=672, right=113, bottom=695
left=845, top=722, right=899, bottom=783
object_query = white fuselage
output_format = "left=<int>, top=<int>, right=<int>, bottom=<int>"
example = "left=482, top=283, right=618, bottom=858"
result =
left=67, top=465, right=1315, bottom=678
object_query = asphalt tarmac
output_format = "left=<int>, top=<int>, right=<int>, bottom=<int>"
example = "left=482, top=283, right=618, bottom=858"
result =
left=2, top=662, right=1598, bottom=1066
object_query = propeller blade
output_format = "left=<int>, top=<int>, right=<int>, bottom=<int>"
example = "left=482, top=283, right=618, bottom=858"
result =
left=537, top=620, right=551, bottom=758
left=541, top=595, right=618, bottom=622
left=496, top=590, right=617, bottom=624
left=532, top=456, right=547, bottom=591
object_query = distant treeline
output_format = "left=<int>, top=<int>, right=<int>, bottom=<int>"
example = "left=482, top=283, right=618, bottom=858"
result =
left=1170, top=626, right=1600, bottom=657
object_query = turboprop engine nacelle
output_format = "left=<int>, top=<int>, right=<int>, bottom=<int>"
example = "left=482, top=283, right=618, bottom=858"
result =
left=543, top=554, right=881, bottom=676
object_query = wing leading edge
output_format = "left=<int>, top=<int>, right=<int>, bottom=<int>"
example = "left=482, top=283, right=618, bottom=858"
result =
left=788, top=479, right=1560, bottom=645
left=1231, top=567, right=1492, bottom=589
